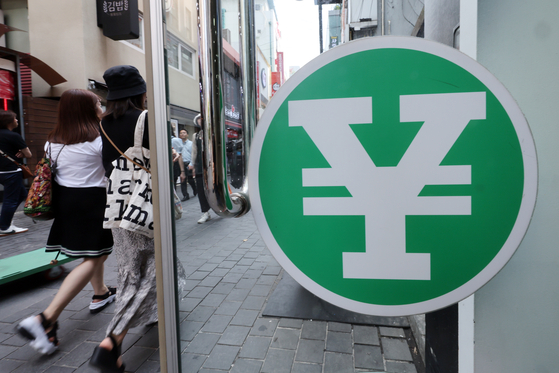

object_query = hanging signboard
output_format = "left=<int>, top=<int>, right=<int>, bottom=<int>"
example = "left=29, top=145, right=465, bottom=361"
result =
left=248, top=37, right=538, bottom=316
left=97, top=0, right=140, bottom=41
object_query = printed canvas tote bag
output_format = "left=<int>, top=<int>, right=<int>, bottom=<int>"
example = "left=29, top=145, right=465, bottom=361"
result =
left=103, top=110, right=154, bottom=238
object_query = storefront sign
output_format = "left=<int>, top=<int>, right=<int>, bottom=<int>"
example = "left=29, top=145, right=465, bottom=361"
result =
left=248, top=37, right=537, bottom=316
left=97, top=0, right=139, bottom=40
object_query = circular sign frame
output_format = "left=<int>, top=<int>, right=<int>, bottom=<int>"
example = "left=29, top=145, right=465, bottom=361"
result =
left=248, top=36, right=538, bottom=316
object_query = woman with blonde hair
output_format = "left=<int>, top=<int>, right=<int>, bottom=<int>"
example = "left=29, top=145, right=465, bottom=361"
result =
left=16, top=89, right=115, bottom=354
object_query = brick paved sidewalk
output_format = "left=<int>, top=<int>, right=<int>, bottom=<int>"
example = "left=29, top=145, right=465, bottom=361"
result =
left=0, top=197, right=424, bottom=372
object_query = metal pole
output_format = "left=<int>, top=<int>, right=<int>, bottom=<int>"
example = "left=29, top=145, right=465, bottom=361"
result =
left=319, top=4, right=323, bottom=53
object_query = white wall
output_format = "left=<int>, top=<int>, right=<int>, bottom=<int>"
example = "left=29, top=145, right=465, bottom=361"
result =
left=474, top=1, right=559, bottom=371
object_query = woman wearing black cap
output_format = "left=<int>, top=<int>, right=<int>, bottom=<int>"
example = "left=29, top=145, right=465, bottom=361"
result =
left=89, top=65, right=153, bottom=373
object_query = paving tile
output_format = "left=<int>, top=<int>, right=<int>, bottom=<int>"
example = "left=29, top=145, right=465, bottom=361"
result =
left=186, top=333, right=221, bottom=354
left=381, top=337, right=413, bottom=362
left=179, top=297, right=202, bottom=312
left=230, top=309, right=259, bottom=327
left=188, top=286, right=213, bottom=299
left=181, top=353, right=207, bottom=373
left=230, top=357, right=262, bottom=373
left=279, top=318, right=303, bottom=329
left=58, top=329, right=96, bottom=353
left=199, top=293, right=227, bottom=307
left=271, top=327, right=300, bottom=350
left=225, top=288, right=250, bottom=302
left=202, top=345, right=239, bottom=370
left=326, top=331, right=353, bottom=354
left=354, top=344, right=384, bottom=370
left=188, top=271, right=210, bottom=280
left=56, top=340, right=97, bottom=367
left=263, top=266, right=282, bottom=275
left=222, top=272, right=243, bottom=283
left=295, top=339, right=325, bottom=364
left=380, top=326, right=406, bottom=338
left=239, top=336, right=272, bottom=359
left=292, top=362, right=323, bottom=373
left=198, top=263, right=219, bottom=272
left=386, top=360, right=419, bottom=373
left=211, top=282, right=235, bottom=295
left=218, top=261, right=237, bottom=269
left=218, top=325, right=250, bottom=346
left=214, top=301, right=242, bottom=316
left=262, top=348, right=295, bottom=373
left=122, top=346, right=155, bottom=372
left=199, top=276, right=222, bottom=287
left=186, top=306, right=216, bottom=323
left=256, top=275, right=277, bottom=286
left=249, top=284, right=273, bottom=296
left=0, top=344, right=19, bottom=359
left=328, top=322, right=352, bottom=333
left=136, top=359, right=162, bottom=373
left=235, top=278, right=257, bottom=289
left=229, top=265, right=250, bottom=274
left=180, top=321, right=204, bottom=342
left=242, top=269, right=264, bottom=279
left=323, top=351, right=354, bottom=373
left=354, top=325, right=380, bottom=345
left=241, top=295, right=266, bottom=310
left=209, top=268, right=230, bottom=277
left=44, top=366, right=75, bottom=373
left=0, top=359, right=25, bottom=372
left=250, top=318, right=279, bottom=337
left=201, top=315, right=233, bottom=333
left=301, top=320, right=327, bottom=340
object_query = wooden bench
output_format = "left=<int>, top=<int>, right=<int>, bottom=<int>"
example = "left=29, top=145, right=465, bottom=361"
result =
left=0, top=249, right=76, bottom=285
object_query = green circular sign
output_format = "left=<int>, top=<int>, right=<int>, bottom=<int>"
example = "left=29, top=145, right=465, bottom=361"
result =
left=248, top=37, right=537, bottom=316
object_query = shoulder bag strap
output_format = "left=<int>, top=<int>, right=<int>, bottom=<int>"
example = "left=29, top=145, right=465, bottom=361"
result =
left=0, top=148, right=24, bottom=168
left=100, top=119, right=151, bottom=174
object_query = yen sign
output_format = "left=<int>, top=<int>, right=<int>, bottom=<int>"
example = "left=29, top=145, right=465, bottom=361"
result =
left=248, top=37, right=537, bottom=316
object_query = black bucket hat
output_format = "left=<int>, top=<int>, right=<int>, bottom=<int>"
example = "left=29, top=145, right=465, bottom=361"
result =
left=103, top=65, right=146, bottom=100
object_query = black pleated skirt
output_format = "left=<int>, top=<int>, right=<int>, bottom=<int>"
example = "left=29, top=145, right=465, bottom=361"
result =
left=46, top=183, right=113, bottom=257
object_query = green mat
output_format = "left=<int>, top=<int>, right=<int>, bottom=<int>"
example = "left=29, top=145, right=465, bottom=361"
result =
left=0, top=249, right=76, bottom=285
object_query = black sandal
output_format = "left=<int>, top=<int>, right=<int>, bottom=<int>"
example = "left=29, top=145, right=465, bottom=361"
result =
left=89, top=334, right=125, bottom=373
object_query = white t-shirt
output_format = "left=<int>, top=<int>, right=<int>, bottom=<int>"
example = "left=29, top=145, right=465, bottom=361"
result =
left=45, top=136, right=106, bottom=188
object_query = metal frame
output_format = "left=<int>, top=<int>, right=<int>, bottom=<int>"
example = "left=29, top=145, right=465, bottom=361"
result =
left=197, top=0, right=257, bottom=218
left=143, top=1, right=180, bottom=372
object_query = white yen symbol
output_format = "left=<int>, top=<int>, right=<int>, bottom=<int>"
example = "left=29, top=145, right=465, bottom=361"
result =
left=289, top=93, right=486, bottom=280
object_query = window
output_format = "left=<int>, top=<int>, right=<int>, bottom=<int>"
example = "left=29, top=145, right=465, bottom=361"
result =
left=167, top=32, right=195, bottom=76
left=123, top=13, right=144, bottom=51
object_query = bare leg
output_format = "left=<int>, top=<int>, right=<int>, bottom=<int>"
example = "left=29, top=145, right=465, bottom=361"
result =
left=90, top=255, right=109, bottom=300
left=42, top=256, right=106, bottom=322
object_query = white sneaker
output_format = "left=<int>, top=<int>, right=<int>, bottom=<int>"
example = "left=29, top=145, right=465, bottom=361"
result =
left=0, top=225, right=28, bottom=236
left=16, top=315, right=57, bottom=355
left=197, top=211, right=211, bottom=224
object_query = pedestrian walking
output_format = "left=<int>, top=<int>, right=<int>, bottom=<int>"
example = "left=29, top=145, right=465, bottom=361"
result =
left=89, top=65, right=155, bottom=373
left=16, top=89, right=115, bottom=355
left=173, top=128, right=196, bottom=201
left=0, top=110, right=31, bottom=236
left=190, top=114, right=212, bottom=223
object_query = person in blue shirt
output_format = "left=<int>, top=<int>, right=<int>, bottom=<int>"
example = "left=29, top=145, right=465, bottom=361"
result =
left=173, top=128, right=196, bottom=201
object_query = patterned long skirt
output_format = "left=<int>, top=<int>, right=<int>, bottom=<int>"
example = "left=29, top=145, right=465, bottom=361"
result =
left=106, top=228, right=158, bottom=336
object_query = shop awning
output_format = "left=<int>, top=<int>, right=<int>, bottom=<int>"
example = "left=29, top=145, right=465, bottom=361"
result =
left=0, top=46, right=66, bottom=86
